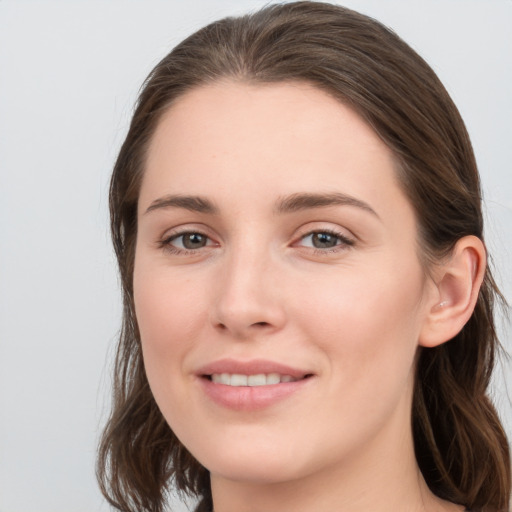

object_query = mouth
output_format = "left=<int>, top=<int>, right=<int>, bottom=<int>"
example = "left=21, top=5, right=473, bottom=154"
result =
left=196, top=359, right=314, bottom=410
left=204, top=373, right=311, bottom=386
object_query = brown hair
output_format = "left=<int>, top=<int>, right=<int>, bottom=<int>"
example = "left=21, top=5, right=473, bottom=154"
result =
left=97, top=2, right=511, bottom=511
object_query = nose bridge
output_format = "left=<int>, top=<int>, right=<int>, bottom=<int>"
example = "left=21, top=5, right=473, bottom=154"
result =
left=212, top=235, right=285, bottom=336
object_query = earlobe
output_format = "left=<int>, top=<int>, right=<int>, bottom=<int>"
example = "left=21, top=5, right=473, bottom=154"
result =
left=419, top=236, right=486, bottom=348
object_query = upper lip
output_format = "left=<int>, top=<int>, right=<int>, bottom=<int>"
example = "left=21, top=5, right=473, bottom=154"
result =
left=196, top=358, right=312, bottom=379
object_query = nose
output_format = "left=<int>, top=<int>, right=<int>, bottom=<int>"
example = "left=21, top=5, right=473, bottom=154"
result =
left=210, top=244, right=286, bottom=339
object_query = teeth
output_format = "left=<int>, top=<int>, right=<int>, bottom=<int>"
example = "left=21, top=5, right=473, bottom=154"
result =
left=230, top=374, right=247, bottom=386
left=210, top=373, right=299, bottom=386
left=266, top=373, right=280, bottom=385
left=247, top=374, right=266, bottom=386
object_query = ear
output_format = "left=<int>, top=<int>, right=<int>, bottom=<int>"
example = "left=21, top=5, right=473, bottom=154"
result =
left=419, top=235, right=486, bottom=348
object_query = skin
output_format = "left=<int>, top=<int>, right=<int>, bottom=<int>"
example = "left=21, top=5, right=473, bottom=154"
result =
left=134, top=81, right=474, bottom=512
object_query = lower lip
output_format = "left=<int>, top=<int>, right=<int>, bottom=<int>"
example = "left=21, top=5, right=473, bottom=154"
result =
left=198, top=376, right=312, bottom=411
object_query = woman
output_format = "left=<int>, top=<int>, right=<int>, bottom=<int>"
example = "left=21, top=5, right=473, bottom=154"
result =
left=97, top=2, right=511, bottom=511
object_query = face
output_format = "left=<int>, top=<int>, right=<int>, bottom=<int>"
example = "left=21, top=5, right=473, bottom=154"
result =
left=134, top=81, right=434, bottom=486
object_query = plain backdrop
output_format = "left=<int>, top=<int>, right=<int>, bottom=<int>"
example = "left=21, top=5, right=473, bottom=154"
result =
left=0, top=1, right=510, bottom=511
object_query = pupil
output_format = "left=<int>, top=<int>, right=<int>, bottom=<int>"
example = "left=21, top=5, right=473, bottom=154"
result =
left=313, top=232, right=337, bottom=248
left=183, top=233, right=206, bottom=249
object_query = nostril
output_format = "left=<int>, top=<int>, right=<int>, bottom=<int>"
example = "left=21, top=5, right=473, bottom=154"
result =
left=253, top=322, right=270, bottom=327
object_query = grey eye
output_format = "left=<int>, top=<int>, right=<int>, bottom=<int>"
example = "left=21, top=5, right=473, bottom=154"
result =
left=297, top=230, right=354, bottom=251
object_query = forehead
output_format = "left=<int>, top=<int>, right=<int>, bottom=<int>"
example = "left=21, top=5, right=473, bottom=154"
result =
left=147, top=81, right=388, bottom=169
left=140, top=80, right=412, bottom=226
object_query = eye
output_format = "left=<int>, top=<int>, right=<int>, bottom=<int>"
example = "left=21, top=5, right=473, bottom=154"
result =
left=161, top=231, right=214, bottom=253
left=297, top=230, right=354, bottom=250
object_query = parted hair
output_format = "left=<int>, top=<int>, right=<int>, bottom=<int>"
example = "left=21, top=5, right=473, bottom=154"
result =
left=97, top=2, right=511, bottom=511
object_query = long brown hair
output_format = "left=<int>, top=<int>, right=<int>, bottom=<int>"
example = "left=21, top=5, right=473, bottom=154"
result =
left=97, top=2, right=511, bottom=511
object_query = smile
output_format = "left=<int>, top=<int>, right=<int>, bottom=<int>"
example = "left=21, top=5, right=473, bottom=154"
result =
left=210, top=373, right=300, bottom=386
left=197, top=359, right=314, bottom=410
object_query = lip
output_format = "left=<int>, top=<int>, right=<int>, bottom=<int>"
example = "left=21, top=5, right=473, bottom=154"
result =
left=195, top=358, right=314, bottom=411
left=196, top=358, right=310, bottom=379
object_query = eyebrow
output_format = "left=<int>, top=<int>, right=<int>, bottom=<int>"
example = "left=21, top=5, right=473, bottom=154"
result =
left=144, top=191, right=378, bottom=218
left=274, top=192, right=379, bottom=217
left=144, top=194, right=219, bottom=215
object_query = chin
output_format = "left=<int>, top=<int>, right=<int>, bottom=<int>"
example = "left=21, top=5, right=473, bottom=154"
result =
left=189, top=431, right=325, bottom=486
left=206, top=456, right=303, bottom=485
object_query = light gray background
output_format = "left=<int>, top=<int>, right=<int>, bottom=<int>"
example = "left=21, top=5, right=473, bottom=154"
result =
left=0, top=1, right=510, bottom=511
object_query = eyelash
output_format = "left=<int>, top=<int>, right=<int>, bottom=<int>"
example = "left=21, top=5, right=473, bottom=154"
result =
left=158, top=228, right=355, bottom=256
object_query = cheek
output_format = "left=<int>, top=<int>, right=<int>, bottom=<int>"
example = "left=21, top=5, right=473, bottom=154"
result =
left=133, top=260, right=207, bottom=398
left=297, top=258, right=425, bottom=383
left=134, top=259, right=204, bottom=340
left=284, top=260, right=425, bottom=460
